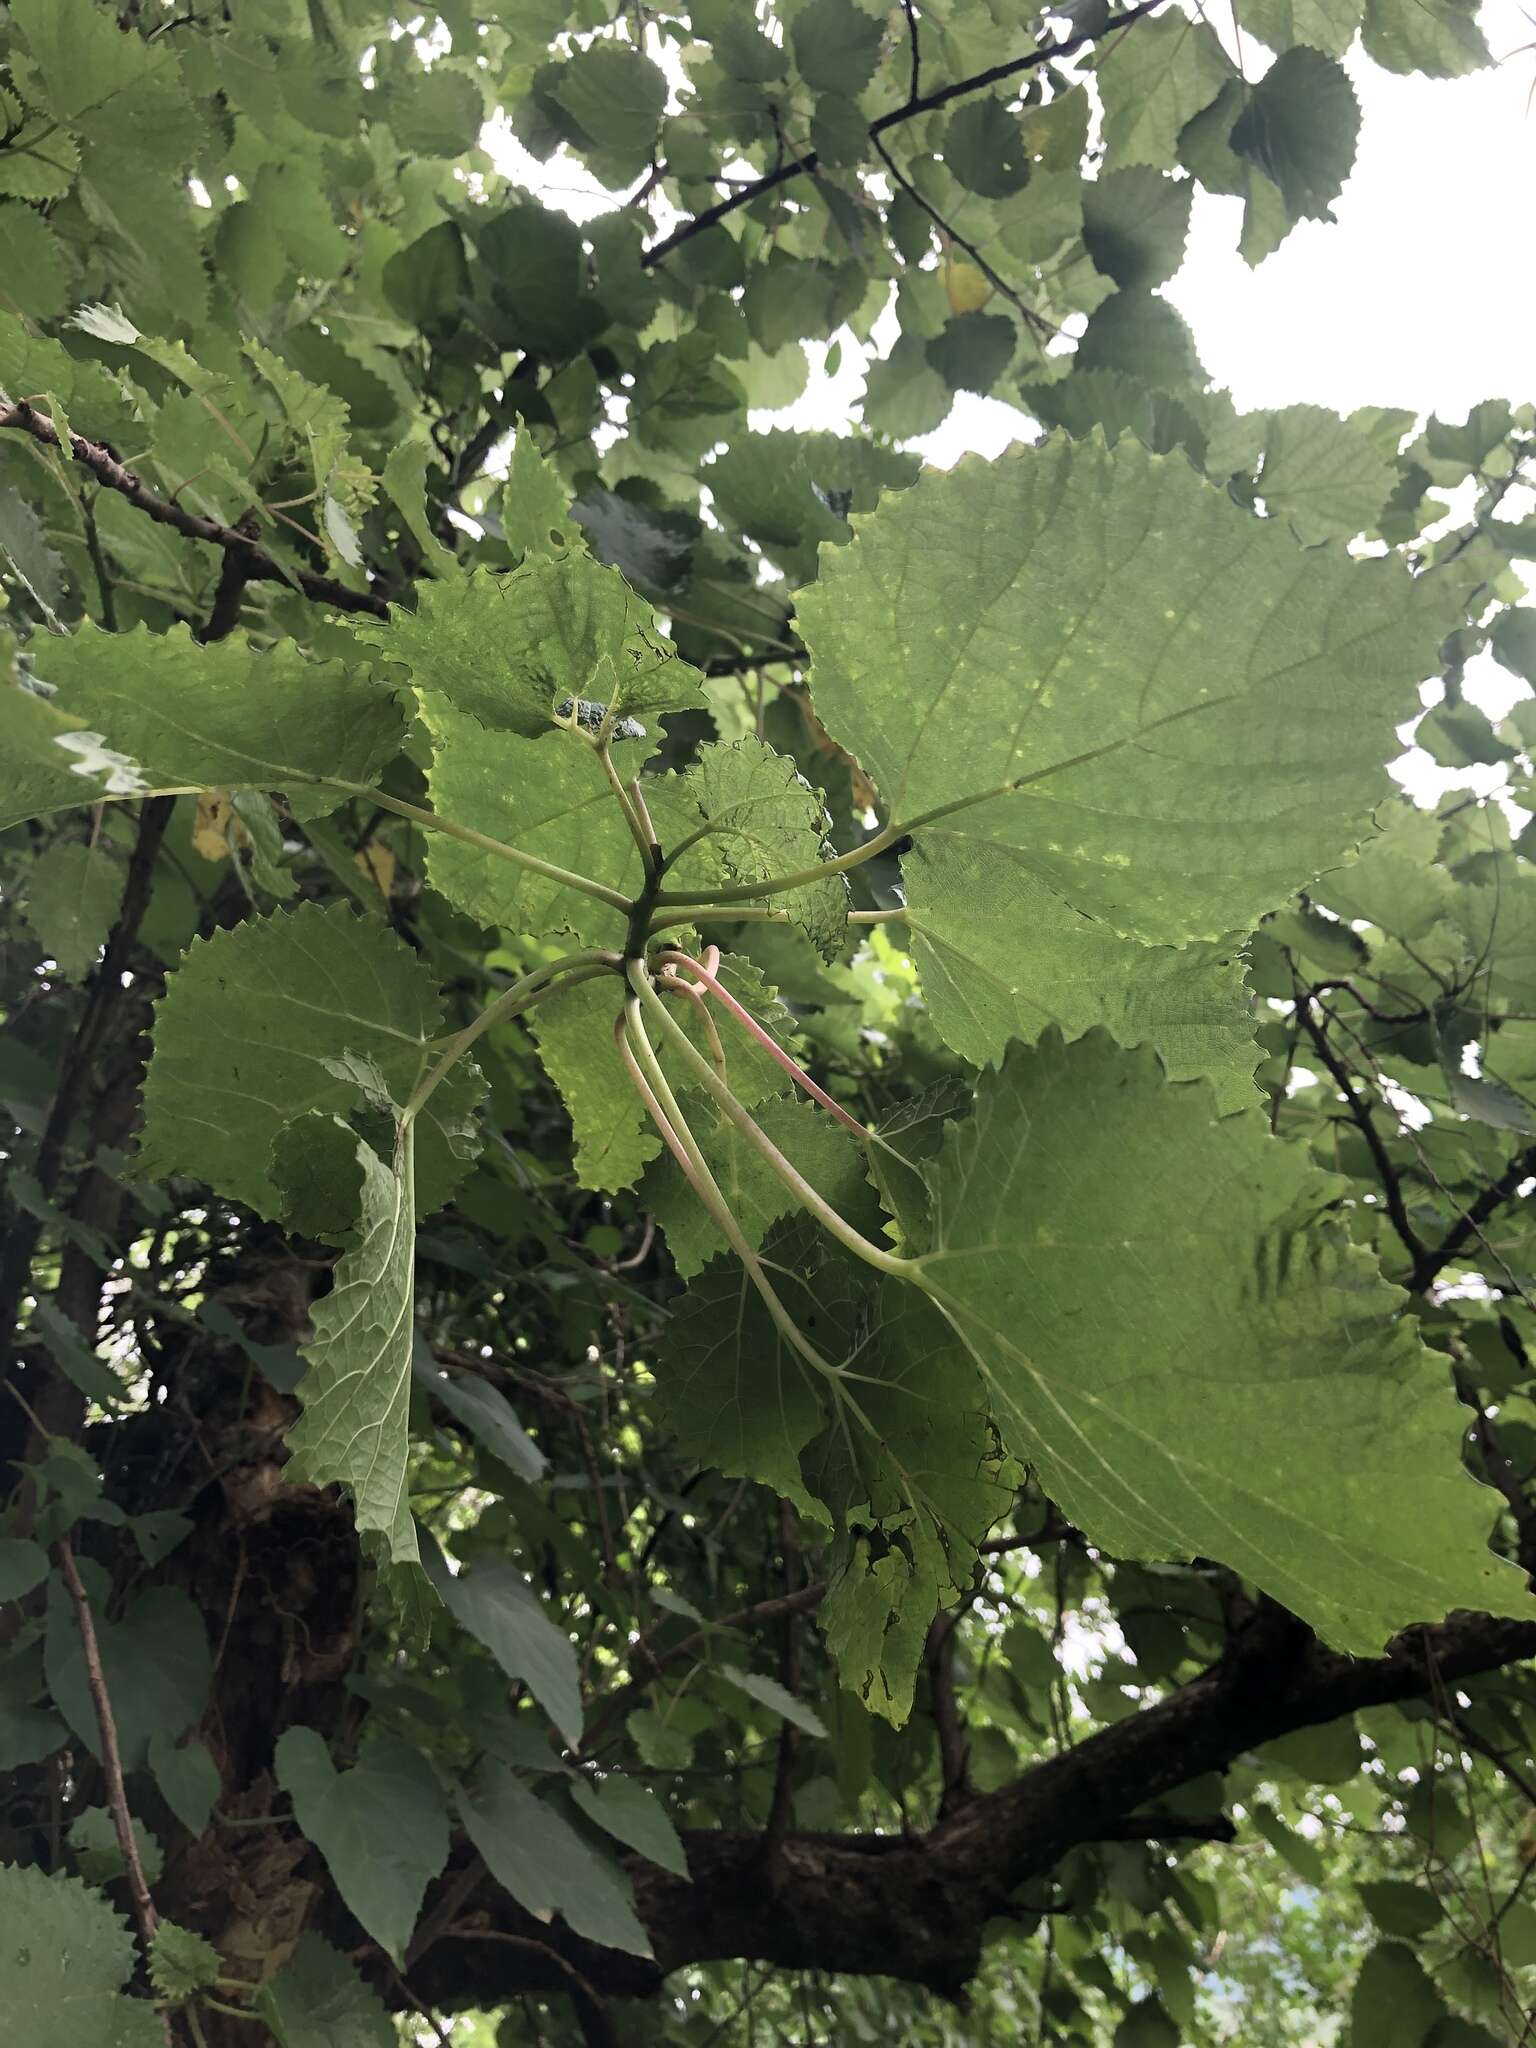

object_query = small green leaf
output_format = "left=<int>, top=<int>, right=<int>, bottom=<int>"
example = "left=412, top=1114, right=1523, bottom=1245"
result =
left=925, top=312, right=1016, bottom=396
left=68, top=1806, right=163, bottom=1887
left=146, top=1921, right=221, bottom=2003
left=253, top=1933, right=394, bottom=2048
left=457, top=1763, right=652, bottom=1957
left=23, top=840, right=121, bottom=980
left=148, top=1729, right=221, bottom=1836
left=421, top=1530, right=582, bottom=1748
left=1231, top=48, right=1360, bottom=223
left=944, top=98, right=1031, bottom=197
left=45, top=1582, right=210, bottom=1773
left=549, top=45, right=667, bottom=171
left=274, top=1728, right=449, bottom=1965
left=1097, top=13, right=1232, bottom=169
left=0, top=1538, right=48, bottom=1604
left=791, top=0, right=884, bottom=95
left=503, top=430, right=573, bottom=560
left=413, top=1355, right=547, bottom=1482
left=569, top=1773, right=689, bottom=1878
left=719, top=1664, right=827, bottom=1737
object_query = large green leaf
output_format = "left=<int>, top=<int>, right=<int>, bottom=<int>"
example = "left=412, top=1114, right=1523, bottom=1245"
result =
left=899, top=841, right=1259, bottom=1104
left=286, top=1124, right=419, bottom=1566
left=2, top=625, right=403, bottom=828
left=275, top=1728, right=448, bottom=1964
left=138, top=901, right=478, bottom=1222
left=909, top=1031, right=1528, bottom=1653
left=0, top=1864, right=164, bottom=2048
left=797, top=436, right=1453, bottom=966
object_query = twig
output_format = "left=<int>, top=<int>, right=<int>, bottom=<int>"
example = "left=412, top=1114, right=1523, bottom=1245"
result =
left=641, top=1, right=1165, bottom=267
left=54, top=1538, right=162, bottom=1952
left=0, top=399, right=388, bottom=619
left=869, top=128, right=1056, bottom=340
left=1294, top=987, right=1431, bottom=1279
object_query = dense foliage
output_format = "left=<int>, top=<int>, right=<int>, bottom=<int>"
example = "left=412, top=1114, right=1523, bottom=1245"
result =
left=2, top=0, right=1536, bottom=2042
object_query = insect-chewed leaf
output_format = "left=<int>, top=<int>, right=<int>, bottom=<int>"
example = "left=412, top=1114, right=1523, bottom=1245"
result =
left=666, top=736, right=852, bottom=960
left=357, top=553, right=703, bottom=738
left=287, top=1123, right=419, bottom=1564
left=1, top=624, right=404, bottom=828
left=138, top=901, right=482, bottom=1223
left=910, top=1029, right=1530, bottom=1653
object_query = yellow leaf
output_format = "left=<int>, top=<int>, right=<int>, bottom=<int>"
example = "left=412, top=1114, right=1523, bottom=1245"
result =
left=356, top=841, right=396, bottom=898
left=192, top=790, right=234, bottom=862
left=944, top=258, right=992, bottom=315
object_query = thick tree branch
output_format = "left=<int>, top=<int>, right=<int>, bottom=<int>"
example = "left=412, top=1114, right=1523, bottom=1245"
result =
left=0, top=400, right=389, bottom=620
left=404, top=1603, right=1536, bottom=2012
left=640, top=1, right=1166, bottom=268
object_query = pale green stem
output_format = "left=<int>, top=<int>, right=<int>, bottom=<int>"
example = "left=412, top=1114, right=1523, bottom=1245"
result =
left=659, top=970, right=729, bottom=1079
left=596, top=741, right=658, bottom=876
left=653, top=704, right=1236, bottom=910
left=618, top=987, right=847, bottom=1384
left=655, top=948, right=867, bottom=1139
left=646, top=904, right=911, bottom=936
left=405, top=951, right=619, bottom=1122
left=326, top=781, right=633, bottom=913
left=632, top=968, right=915, bottom=1281
left=628, top=773, right=659, bottom=853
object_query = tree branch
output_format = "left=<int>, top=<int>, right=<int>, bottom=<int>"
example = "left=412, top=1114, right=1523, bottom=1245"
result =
left=1294, top=988, right=1431, bottom=1278
left=0, top=400, right=389, bottom=619
left=640, top=1, right=1166, bottom=268
left=403, top=1604, right=1536, bottom=2014
left=1418, top=1142, right=1536, bottom=1294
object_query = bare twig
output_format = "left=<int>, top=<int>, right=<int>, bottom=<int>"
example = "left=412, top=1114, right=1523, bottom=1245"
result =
left=640, top=0, right=1166, bottom=267
left=54, top=1538, right=161, bottom=1952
